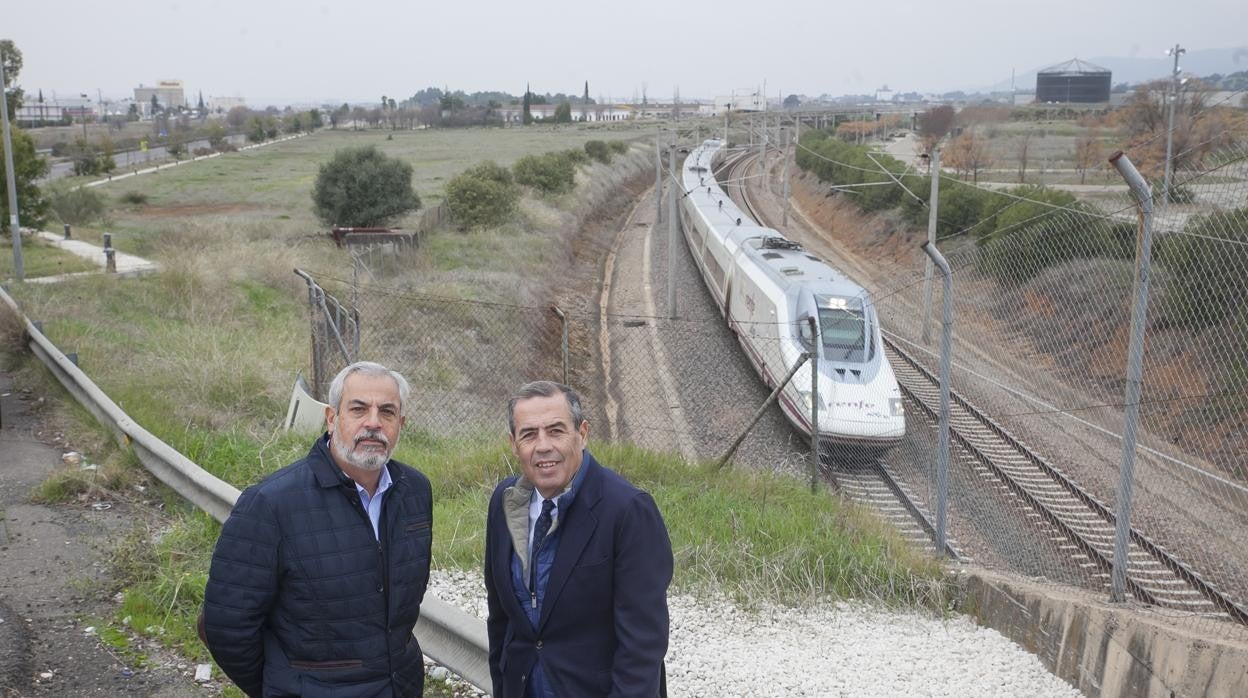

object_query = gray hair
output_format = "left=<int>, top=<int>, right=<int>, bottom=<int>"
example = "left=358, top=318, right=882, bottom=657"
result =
left=327, top=361, right=411, bottom=415
left=507, top=380, right=586, bottom=434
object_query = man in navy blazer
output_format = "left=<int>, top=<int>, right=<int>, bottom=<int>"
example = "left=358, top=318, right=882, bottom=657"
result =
left=485, top=381, right=673, bottom=697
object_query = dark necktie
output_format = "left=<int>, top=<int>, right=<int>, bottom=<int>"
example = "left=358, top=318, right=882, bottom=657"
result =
left=531, top=498, right=555, bottom=565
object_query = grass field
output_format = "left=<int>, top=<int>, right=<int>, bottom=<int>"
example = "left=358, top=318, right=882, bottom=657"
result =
left=0, top=235, right=102, bottom=280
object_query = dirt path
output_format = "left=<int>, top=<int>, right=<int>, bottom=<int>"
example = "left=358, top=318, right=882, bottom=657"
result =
left=0, top=367, right=201, bottom=697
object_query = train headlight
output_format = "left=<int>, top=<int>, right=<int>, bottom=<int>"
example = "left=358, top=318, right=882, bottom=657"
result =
left=889, top=398, right=904, bottom=417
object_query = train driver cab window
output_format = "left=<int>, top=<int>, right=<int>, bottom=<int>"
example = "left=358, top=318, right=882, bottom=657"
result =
left=818, top=295, right=868, bottom=362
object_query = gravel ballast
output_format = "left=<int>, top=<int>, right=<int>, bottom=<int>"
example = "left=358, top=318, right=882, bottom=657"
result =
left=427, top=570, right=1080, bottom=697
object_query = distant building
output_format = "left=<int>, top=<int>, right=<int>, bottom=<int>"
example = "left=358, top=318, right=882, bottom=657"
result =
left=713, top=92, right=766, bottom=114
left=15, top=104, right=65, bottom=126
left=497, top=103, right=634, bottom=123
left=134, top=80, right=187, bottom=116
left=208, top=96, right=246, bottom=114
left=875, top=85, right=895, bottom=103
left=1035, top=59, right=1111, bottom=103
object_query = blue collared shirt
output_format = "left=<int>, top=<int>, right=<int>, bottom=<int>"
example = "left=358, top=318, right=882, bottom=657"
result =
left=352, top=465, right=393, bottom=541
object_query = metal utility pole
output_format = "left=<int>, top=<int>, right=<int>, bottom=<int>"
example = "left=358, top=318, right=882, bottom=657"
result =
left=758, top=112, right=767, bottom=163
left=921, top=149, right=941, bottom=344
left=781, top=127, right=791, bottom=228
left=667, top=146, right=678, bottom=318
left=1161, top=43, right=1185, bottom=206
left=1108, top=151, right=1157, bottom=604
left=655, top=127, right=663, bottom=223
left=0, top=53, right=23, bottom=281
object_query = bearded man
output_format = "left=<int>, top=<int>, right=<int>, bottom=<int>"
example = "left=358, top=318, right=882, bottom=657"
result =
left=203, top=361, right=433, bottom=697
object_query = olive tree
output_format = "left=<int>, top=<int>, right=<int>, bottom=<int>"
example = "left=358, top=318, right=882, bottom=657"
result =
left=312, top=146, right=421, bottom=227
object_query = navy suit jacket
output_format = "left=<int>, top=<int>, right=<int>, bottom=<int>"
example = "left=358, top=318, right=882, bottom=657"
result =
left=484, top=451, right=673, bottom=697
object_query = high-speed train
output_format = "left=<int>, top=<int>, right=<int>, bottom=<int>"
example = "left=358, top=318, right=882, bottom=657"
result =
left=678, top=139, right=905, bottom=447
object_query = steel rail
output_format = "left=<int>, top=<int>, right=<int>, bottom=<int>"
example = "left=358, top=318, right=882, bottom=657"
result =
left=886, top=336, right=1248, bottom=625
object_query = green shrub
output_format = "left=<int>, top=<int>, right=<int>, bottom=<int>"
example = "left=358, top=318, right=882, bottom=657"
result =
left=119, top=191, right=148, bottom=206
left=513, top=152, right=577, bottom=195
left=976, top=187, right=1133, bottom=286
left=794, top=132, right=901, bottom=212
left=47, top=182, right=106, bottom=225
left=445, top=160, right=519, bottom=230
left=1152, top=182, right=1196, bottom=204
left=312, top=145, right=421, bottom=227
left=561, top=148, right=590, bottom=166
left=608, top=140, right=629, bottom=155
left=1155, top=207, right=1248, bottom=330
left=584, top=140, right=612, bottom=164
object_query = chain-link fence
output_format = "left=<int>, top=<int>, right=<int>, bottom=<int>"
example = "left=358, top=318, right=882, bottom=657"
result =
left=787, top=128, right=1248, bottom=644
left=297, top=133, right=1248, bottom=646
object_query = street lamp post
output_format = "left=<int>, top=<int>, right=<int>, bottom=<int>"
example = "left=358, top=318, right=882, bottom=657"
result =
left=1, top=53, right=23, bottom=280
left=1161, top=43, right=1185, bottom=205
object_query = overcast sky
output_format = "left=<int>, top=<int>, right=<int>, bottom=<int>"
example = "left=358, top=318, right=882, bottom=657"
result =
left=8, top=0, right=1248, bottom=106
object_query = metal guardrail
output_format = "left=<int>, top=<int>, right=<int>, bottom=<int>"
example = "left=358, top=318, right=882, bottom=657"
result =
left=0, top=284, right=492, bottom=692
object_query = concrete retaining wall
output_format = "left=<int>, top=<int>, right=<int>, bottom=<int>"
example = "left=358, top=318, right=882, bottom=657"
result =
left=957, top=568, right=1248, bottom=697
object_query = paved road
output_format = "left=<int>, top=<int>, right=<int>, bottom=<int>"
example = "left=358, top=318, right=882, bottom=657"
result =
left=41, top=135, right=248, bottom=182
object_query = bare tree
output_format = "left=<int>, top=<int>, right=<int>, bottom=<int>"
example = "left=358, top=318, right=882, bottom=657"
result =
left=917, top=105, right=955, bottom=144
left=1016, top=132, right=1032, bottom=183
left=1073, top=127, right=1103, bottom=184
left=944, top=130, right=993, bottom=184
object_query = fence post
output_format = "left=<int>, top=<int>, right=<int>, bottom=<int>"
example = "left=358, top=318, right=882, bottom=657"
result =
left=64, top=223, right=71, bottom=240
left=294, top=269, right=324, bottom=400
left=808, top=316, right=821, bottom=494
left=103, top=232, right=116, bottom=273
left=922, top=241, right=953, bottom=551
left=667, top=146, right=678, bottom=319
left=1108, top=151, right=1156, bottom=604
left=551, top=305, right=569, bottom=385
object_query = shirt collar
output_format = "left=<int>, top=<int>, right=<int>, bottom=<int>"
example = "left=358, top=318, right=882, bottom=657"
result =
left=351, top=461, right=393, bottom=498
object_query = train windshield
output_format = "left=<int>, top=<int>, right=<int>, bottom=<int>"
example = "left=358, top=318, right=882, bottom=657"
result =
left=818, top=296, right=871, bottom=362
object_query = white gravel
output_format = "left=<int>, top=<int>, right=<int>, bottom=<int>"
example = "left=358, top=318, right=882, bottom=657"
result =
left=427, top=569, right=1080, bottom=697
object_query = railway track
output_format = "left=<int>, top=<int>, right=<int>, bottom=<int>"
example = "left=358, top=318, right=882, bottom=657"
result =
left=886, top=337, right=1248, bottom=622
left=723, top=142, right=1248, bottom=624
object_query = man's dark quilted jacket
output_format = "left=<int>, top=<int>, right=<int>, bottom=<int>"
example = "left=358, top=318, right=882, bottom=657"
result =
left=203, top=435, right=432, bottom=697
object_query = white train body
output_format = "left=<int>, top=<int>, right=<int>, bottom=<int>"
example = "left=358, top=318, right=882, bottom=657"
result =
left=678, top=139, right=905, bottom=446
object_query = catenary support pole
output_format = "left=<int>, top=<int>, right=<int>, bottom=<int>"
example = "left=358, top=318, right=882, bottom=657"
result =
left=667, top=146, right=678, bottom=318
left=921, top=148, right=941, bottom=344
left=0, top=54, right=23, bottom=281
left=922, top=241, right=953, bottom=550
left=1108, top=150, right=1156, bottom=603
left=655, top=127, right=663, bottom=223
left=1161, top=44, right=1184, bottom=207
left=781, top=127, right=791, bottom=228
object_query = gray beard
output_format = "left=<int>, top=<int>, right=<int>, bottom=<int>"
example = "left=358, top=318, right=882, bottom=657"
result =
left=331, top=429, right=391, bottom=471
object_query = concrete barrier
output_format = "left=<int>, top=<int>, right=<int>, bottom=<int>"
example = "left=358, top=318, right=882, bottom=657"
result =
left=958, top=567, right=1248, bottom=697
